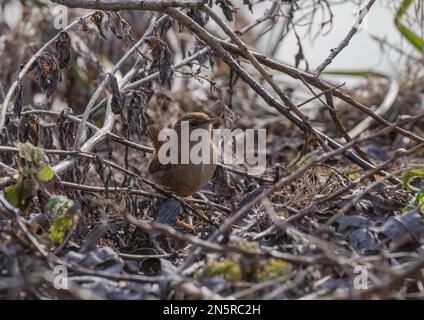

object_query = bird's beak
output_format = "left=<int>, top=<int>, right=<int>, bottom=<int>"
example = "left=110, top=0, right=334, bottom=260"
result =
left=207, top=117, right=223, bottom=125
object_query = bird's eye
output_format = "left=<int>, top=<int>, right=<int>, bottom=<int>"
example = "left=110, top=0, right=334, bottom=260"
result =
left=189, top=119, right=200, bottom=126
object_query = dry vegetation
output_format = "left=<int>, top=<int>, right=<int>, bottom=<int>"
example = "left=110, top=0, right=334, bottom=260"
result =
left=0, top=0, right=424, bottom=299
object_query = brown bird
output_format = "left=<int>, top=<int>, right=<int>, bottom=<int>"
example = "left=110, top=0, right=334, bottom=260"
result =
left=148, top=112, right=221, bottom=197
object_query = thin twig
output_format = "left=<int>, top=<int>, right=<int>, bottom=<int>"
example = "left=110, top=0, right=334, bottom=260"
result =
left=163, top=7, right=375, bottom=170
left=176, top=123, right=403, bottom=272
left=314, top=0, right=377, bottom=75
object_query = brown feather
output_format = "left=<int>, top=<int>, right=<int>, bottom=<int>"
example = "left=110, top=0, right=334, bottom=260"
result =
left=147, top=113, right=219, bottom=197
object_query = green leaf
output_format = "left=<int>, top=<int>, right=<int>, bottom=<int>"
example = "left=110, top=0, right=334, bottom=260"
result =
left=417, top=190, right=424, bottom=214
left=4, top=184, right=23, bottom=208
left=49, top=228, right=66, bottom=244
left=396, top=23, right=424, bottom=54
left=396, top=0, right=414, bottom=19
left=49, top=215, right=73, bottom=244
left=401, top=168, right=424, bottom=191
left=394, top=0, right=424, bottom=56
left=18, top=142, right=42, bottom=164
left=258, top=260, right=292, bottom=281
left=38, top=165, right=54, bottom=181
left=47, top=195, right=78, bottom=244
left=47, top=195, right=73, bottom=214
left=204, top=259, right=242, bottom=282
left=401, top=168, right=424, bottom=214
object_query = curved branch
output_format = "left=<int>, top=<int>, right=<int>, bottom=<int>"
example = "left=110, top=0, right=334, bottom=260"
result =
left=162, top=7, right=375, bottom=171
left=74, top=15, right=171, bottom=149
left=51, top=0, right=207, bottom=10
left=53, top=99, right=116, bottom=175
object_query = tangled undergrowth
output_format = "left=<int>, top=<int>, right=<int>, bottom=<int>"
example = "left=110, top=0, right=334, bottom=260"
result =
left=0, top=0, right=424, bottom=300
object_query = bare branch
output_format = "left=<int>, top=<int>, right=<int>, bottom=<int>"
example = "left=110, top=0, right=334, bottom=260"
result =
left=314, top=0, right=377, bottom=75
left=218, top=40, right=424, bottom=144
left=51, top=0, right=207, bottom=10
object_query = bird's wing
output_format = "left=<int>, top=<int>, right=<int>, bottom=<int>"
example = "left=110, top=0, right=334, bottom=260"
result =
left=148, top=153, right=171, bottom=174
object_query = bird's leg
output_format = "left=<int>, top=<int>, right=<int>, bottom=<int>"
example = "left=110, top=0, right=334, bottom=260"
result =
left=176, top=218, right=195, bottom=232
